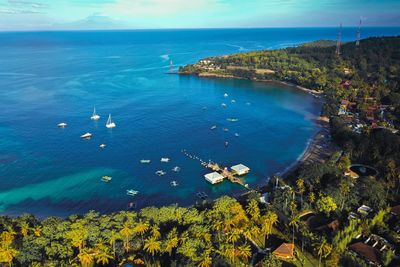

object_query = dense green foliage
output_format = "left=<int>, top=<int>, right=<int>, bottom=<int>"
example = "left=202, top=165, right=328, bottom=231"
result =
left=0, top=196, right=285, bottom=266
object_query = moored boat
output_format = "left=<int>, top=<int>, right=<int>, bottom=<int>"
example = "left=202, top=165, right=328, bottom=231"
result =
left=80, top=132, right=92, bottom=139
left=160, top=157, right=170, bottom=163
left=101, top=176, right=112, bottom=182
left=57, top=122, right=67, bottom=128
left=172, top=166, right=180, bottom=172
left=91, top=107, right=100, bottom=120
left=106, top=114, right=116, bottom=128
left=140, top=159, right=151, bottom=164
left=126, top=189, right=139, bottom=196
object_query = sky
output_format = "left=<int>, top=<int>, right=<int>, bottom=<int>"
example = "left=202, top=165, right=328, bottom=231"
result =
left=0, top=0, right=399, bottom=31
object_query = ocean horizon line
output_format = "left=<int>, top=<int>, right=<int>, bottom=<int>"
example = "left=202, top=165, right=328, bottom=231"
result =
left=1, top=25, right=400, bottom=34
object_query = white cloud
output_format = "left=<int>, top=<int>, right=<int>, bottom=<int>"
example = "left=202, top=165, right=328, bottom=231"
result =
left=102, top=0, right=223, bottom=18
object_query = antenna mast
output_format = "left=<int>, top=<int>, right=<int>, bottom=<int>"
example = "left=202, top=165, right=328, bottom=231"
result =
left=335, top=22, right=342, bottom=56
left=356, top=19, right=361, bottom=46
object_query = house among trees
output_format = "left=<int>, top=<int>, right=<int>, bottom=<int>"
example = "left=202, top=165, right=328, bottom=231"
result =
left=272, top=243, right=294, bottom=259
left=348, top=242, right=382, bottom=266
left=349, top=234, right=395, bottom=267
left=340, top=79, right=351, bottom=89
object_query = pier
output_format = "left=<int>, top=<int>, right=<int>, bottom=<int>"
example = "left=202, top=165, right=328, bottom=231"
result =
left=181, top=149, right=249, bottom=188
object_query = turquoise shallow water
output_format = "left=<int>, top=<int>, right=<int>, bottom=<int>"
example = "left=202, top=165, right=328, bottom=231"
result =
left=0, top=28, right=399, bottom=217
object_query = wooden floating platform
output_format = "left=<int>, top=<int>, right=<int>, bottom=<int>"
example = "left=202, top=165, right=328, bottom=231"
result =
left=181, top=149, right=250, bottom=188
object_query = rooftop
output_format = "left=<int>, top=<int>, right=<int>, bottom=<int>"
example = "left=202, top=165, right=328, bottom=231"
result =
left=204, top=172, right=224, bottom=184
left=273, top=243, right=294, bottom=259
left=230, top=164, right=250, bottom=175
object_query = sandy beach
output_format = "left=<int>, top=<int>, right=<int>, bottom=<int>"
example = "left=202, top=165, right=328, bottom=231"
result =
left=279, top=117, right=336, bottom=179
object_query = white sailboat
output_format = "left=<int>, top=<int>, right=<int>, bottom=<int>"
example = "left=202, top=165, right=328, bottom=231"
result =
left=105, top=114, right=116, bottom=128
left=91, top=107, right=100, bottom=120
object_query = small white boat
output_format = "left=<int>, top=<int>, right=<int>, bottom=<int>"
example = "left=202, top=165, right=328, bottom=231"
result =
left=99, top=144, right=106, bottom=148
left=223, top=128, right=229, bottom=132
left=224, top=93, right=228, bottom=97
left=126, top=189, right=139, bottom=196
left=231, top=99, right=236, bottom=103
left=235, top=133, right=240, bottom=137
left=160, top=158, right=170, bottom=163
left=221, top=103, right=227, bottom=108
left=170, top=180, right=179, bottom=187
left=91, top=107, right=100, bottom=121
left=57, top=122, right=67, bottom=128
left=172, top=166, right=180, bottom=172
left=140, top=159, right=151, bottom=164
left=101, top=176, right=112, bottom=182
left=105, top=114, right=116, bottom=129
left=227, top=118, right=239, bottom=122
left=155, top=170, right=166, bottom=176
left=210, top=125, right=217, bottom=130
left=80, top=132, right=92, bottom=139
left=225, top=141, right=229, bottom=147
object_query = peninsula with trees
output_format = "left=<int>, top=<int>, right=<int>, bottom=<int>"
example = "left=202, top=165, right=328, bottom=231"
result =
left=1, top=36, right=400, bottom=266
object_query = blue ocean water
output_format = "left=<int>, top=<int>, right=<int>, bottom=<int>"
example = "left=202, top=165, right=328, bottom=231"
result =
left=0, top=28, right=399, bottom=217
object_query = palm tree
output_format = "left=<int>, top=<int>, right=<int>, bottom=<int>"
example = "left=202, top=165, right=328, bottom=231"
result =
left=197, top=249, right=212, bottom=267
left=33, top=226, right=42, bottom=237
left=212, top=220, right=224, bottom=241
left=261, top=210, right=278, bottom=246
left=246, top=199, right=261, bottom=222
left=164, top=229, right=179, bottom=256
left=296, top=178, right=305, bottom=207
left=108, top=230, right=119, bottom=256
left=227, top=228, right=241, bottom=245
left=143, top=236, right=161, bottom=257
left=218, top=243, right=235, bottom=264
left=0, top=230, right=18, bottom=266
left=0, top=247, right=18, bottom=267
left=151, top=225, right=161, bottom=239
left=94, top=243, right=113, bottom=266
left=289, top=214, right=300, bottom=243
left=237, top=243, right=252, bottom=263
left=20, top=222, right=30, bottom=238
left=133, top=220, right=149, bottom=245
left=308, top=191, right=316, bottom=204
left=77, top=248, right=94, bottom=267
left=339, top=180, right=350, bottom=211
left=119, top=222, right=134, bottom=252
left=314, top=239, right=332, bottom=267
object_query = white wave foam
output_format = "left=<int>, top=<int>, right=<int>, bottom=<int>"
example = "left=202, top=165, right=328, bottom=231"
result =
left=0, top=72, right=36, bottom=77
left=160, top=54, right=170, bottom=61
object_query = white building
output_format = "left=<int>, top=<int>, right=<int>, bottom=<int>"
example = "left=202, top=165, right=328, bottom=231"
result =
left=204, top=172, right=224, bottom=184
left=231, top=164, right=250, bottom=176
